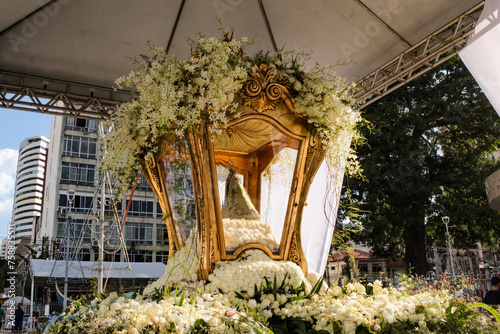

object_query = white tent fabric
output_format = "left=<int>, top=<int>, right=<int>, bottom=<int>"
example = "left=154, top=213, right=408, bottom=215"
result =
left=3, top=296, right=31, bottom=306
left=301, top=162, right=341, bottom=275
left=0, top=1, right=482, bottom=87
left=30, top=259, right=166, bottom=280
left=459, top=0, right=500, bottom=115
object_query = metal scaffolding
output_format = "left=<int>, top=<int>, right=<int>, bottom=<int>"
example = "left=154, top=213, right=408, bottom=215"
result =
left=0, top=2, right=486, bottom=117
left=0, top=70, right=129, bottom=120
left=354, top=2, right=484, bottom=108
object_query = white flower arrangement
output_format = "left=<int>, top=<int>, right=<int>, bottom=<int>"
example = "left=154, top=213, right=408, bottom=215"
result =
left=102, top=31, right=362, bottom=199
left=222, top=218, right=279, bottom=251
left=47, top=240, right=495, bottom=334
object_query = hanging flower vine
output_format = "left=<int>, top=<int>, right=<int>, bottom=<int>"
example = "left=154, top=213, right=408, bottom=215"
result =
left=101, top=31, right=362, bottom=199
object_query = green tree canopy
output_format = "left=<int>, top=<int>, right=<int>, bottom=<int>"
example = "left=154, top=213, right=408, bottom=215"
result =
left=341, top=57, right=500, bottom=275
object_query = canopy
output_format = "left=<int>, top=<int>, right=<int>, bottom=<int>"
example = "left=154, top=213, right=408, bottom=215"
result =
left=30, top=259, right=165, bottom=280
left=0, top=1, right=483, bottom=97
left=3, top=296, right=31, bottom=306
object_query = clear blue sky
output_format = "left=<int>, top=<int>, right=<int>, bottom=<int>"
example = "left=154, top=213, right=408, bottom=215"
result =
left=0, top=107, right=52, bottom=238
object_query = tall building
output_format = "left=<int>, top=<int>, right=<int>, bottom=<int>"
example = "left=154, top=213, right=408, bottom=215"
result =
left=0, top=238, right=8, bottom=259
left=10, top=136, right=49, bottom=245
left=37, top=116, right=169, bottom=263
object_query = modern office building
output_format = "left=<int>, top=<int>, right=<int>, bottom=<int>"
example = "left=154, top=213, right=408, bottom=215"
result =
left=10, top=136, right=49, bottom=245
left=37, top=116, right=171, bottom=264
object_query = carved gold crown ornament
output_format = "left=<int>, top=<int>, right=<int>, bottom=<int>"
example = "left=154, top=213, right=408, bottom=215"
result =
left=140, top=67, right=329, bottom=280
left=240, top=64, right=296, bottom=114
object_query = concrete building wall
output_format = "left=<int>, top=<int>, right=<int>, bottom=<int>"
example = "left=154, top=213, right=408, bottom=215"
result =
left=37, top=116, right=170, bottom=263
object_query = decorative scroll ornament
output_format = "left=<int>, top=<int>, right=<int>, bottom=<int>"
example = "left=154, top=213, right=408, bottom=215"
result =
left=240, top=64, right=295, bottom=113
left=289, top=231, right=300, bottom=264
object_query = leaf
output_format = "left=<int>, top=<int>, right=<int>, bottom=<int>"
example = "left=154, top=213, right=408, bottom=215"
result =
left=280, top=272, right=289, bottom=289
left=289, top=319, right=307, bottom=334
left=178, top=291, right=185, bottom=307
left=332, top=321, right=343, bottom=334
left=470, top=302, right=500, bottom=324
left=355, top=323, right=375, bottom=334
left=304, top=277, right=324, bottom=299
left=289, top=295, right=306, bottom=302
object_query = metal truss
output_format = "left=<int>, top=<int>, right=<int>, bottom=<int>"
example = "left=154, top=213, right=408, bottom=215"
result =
left=0, top=71, right=131, bottom=120
left=0, top=2, right=487, bottom=117
left=355, top=1, right=485, bottom=109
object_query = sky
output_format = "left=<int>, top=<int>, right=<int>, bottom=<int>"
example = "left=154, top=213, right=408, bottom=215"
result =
left=0, top=107, right=52, bottom=238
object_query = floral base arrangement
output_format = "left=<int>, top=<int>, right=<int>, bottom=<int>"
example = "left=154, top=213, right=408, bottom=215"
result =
left=47, top=231, right=500, bottom=334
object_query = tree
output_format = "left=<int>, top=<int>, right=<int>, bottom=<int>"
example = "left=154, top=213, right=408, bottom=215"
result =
left=342, top=57, right=500, bottom=275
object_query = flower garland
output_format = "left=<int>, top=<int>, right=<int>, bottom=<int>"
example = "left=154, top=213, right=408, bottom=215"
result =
left=47, top=234, right=498, bottom=334
left=102, top=32, right=361, bottom=199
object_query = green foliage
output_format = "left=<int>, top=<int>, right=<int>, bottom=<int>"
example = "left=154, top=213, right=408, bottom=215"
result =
left=356, top=323, right=375, bottom=334
left=151, top=284, right=185, bottom=306
left=341, top=57, right=500, bottom=275
left=471, top=302, right=500, bottom=324
left=442, top=302, right=479, bottom=333
left=191, top=319, right=210, bottom=334
left=247, top=273, right=324, bottom=305
left=267, top=316, right=330, bottom=334
left=332, top=321, right=343, bottom=334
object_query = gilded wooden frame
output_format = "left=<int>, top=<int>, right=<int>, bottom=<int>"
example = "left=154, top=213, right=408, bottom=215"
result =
left=141, top=64, right=328, bottom=280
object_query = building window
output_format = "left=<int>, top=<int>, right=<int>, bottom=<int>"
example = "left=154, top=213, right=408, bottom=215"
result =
left=55, top=247, right=91, bottom=262
left=372, top=263, right=382, bottom=274
left=56, top=219, right=92, bottom=243
left=65, top=117, right=98, bottom=133
left=342, top=265, right=349, bottom=276
left=62, top=135, right=97, bottom=159
left=358, top=263, right=368, bottom=274
left=125, top=223, right=153, bottom=245
left=96, top=221, right=120, bottom=244
left=97, top=197, right=122, bottom=216
left=77, top=248, right=91, bottom=261
left=61, top=162, right=95, bottom=186
left=103, top=251, right=121, bottom=262
left=156, top=225, right=168, bottom=246
left=126, top=200, right=154, bottom=217
left=155, top=251, right=169, bottom=264
left=59, top=194, right=94, bottom=214
left=136, top=173, right=152, bottom=191
left=157, top=202, right=163, bottom=218
left=129, top=250, right=152, bottom=262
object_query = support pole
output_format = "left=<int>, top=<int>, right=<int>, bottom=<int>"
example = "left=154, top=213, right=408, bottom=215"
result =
left=98, top=176, right=105, bottom=294
left=442, top=216, right=455, bottom=277
left=63, top=190, right=75, bottom=310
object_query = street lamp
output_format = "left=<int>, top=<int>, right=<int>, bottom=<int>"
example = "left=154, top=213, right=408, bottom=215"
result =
left=442, top=216, right=456, bottom=277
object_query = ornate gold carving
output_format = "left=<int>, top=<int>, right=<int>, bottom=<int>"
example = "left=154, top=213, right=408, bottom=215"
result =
left=309, top=142, right=328, bottom=179
left=289, top=231, right=300, bottom=264
left=240, top=64, right=295, bottom=113
left=303, top=145, right=315, bottom=176
left=210, top=241, right=216, bottom=272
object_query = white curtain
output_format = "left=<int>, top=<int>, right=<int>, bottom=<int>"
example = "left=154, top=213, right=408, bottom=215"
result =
left=459, top=0, right=500, bottom=116
left=301, top=162, right=341, bottom=275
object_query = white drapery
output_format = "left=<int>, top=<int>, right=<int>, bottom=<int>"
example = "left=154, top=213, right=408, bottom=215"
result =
left=459, top=0, right=500, bottom=116
left=301, top=162, right=341, bottom=275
